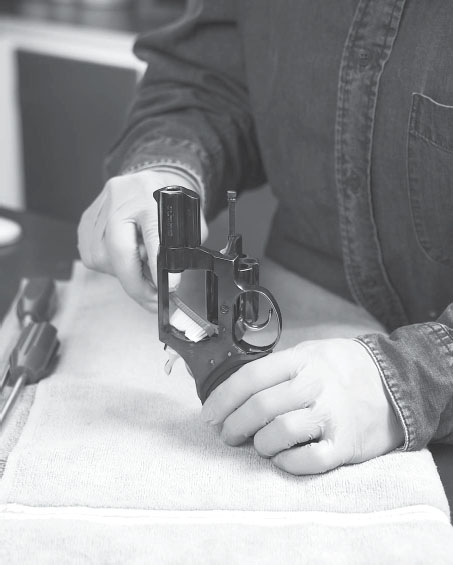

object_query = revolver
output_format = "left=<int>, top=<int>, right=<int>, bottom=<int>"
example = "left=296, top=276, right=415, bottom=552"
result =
left=154, top=186, right=282, bottom=404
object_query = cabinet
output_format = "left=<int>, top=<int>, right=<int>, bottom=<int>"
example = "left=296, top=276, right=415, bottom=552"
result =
left=0, top=10, right=276, bottom=257
left=0, top=16, right=144, bottom=219
left=18, top=50, right=138, bottom=222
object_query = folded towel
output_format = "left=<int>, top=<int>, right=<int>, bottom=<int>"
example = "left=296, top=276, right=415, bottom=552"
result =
left=1, top=506, right=452, bottom=565
left=0, top=261, right=452, bottom=563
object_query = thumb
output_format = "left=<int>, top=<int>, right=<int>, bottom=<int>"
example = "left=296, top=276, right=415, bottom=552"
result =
left=138, top=241, right=181, bottom=292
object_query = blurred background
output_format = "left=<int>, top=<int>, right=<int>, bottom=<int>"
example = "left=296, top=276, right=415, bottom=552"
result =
left=0, top=0, right=275, bottom=255
left=0, top=0, right=184, bottom=219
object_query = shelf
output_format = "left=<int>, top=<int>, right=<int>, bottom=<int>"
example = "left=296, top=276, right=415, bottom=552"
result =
left=0, top=0, right=184, bottom=34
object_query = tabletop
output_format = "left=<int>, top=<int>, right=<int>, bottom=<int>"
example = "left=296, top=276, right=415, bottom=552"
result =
left=0, top=206, right=452, bottom=520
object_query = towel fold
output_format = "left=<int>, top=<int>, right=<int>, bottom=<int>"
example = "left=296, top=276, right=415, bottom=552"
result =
left=0, top=261, right=452, bottom=563
left=1, top=506, right=452, bottom=565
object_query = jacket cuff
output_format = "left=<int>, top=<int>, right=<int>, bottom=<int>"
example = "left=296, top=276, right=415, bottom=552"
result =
left=105, top=136, right=217, bottom=217
left=120, top=160, right=206, bottom=212
left=355, top=322, right=453, bottom=451
left=353, top=337, right=409, bottom=451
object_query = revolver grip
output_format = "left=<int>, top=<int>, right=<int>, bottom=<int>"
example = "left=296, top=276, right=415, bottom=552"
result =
left=196, top=351, right=269, bottom=404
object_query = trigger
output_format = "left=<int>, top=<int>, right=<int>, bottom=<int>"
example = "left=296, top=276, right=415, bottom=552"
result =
left=164, top=345, right=180, bottom=375
left=242, top=308, right=273, bottom=332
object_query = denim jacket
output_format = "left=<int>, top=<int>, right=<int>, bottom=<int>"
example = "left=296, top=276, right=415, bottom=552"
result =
left=106, top=0, right=453, bottom=451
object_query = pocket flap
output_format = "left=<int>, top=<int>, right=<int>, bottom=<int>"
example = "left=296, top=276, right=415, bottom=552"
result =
left=410, top=93, right=453, bottom=153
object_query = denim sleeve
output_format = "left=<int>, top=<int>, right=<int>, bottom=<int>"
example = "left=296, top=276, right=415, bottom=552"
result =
left=356, top=306, right=453, bottom=451
left=104, top=0, right=266, bottom=221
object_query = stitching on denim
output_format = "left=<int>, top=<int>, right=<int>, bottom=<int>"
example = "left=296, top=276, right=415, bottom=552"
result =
left=123, top=136, right=212, bottom=172
left=409, top=131, right=453, bottom=155
left=421, top=323, right=453, bottom=365
left=354, top=337, right=409, bottom=451
left=119, top=134, right=228, bottom=215
left=334, top=1, right=367, bottom=308
left=334, top=0, right=408, bottom=329
left=409, top=92, right=453, bottom=154
left=121, top=159, right=207, bottom=209
left=407, top=100, right=452, bottom=265
left=439, top=323, right=453, bottom=345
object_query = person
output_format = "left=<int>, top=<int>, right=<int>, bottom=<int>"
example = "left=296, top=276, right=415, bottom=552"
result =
left=77, top=1, right=453, bottom=475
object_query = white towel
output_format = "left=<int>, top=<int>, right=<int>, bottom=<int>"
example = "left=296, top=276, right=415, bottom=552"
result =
left=0, top=261, right=452, bottom=563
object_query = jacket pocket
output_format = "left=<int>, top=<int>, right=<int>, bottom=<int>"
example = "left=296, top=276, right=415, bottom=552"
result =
left=407, top=92, right=453, bottom=265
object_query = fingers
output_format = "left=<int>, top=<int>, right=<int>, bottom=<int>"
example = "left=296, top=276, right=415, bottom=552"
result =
left=253, top=408, right=323, bottom=457
left=104, top=217, right=157, bottom=309
left=77, top=190, right=107, bottom=269
left=136, top=208, right=161, bottom=291
left=272, top=439, right=340, bottom=475
left=139, top=214, right=181, bottom=292
left=201, top=348, right=307, bottom=425
left=78, top=170, right=207, bottom=310
left=89, top=196, right=112, bottom=273
left=220, top=379, right=315, bottom=446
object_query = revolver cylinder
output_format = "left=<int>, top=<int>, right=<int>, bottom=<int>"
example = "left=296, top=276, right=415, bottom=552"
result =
left=154, top=186, right=201, bottom=251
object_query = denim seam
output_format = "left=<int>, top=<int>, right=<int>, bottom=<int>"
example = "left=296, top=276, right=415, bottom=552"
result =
left=422, top=322, right=453, bottom=364
left=334, top=0, right=408, bottom=330
left=122, top=136, right=215, bottom=176
left=126, top=135, right=209, bottom=159
left=410, top=130, right=453, bottom=155
left=334, top=0, right=368, bottom=308
left=354, top=337, right=410, bottom=451
left=438, top=323, right=453, bottom=345
left=406, top=101, right=453, bottom=265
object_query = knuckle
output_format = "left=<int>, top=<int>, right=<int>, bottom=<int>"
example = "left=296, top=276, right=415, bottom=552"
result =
left=79, top=249, right=93, bottom=269
left=90, top=248, right=109, bottom=273
left=121, top=281, right=142, bottom=302
left=141, top=224, right=158, bottom=242
left=287, top=375, right=304, bottom=396
left=288, top=346, right=306, bottom=377
left=242, top=361, right=264, bottom=388
left=313, top=450, right=336, bottom=473
left=250, top=391, right=271, bottom=416
left=275, top=414, right=296, bottom=438
left=77, top=239, right=93, bottom=268
left=253, top=434, right=268, bottom=456
left=105, top=176, right=122, bottom=193
left=104, top=177, right=127, bottom=206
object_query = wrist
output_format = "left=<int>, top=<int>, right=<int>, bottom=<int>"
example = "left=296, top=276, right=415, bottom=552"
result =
left=353, top=337, right=407, bottom=451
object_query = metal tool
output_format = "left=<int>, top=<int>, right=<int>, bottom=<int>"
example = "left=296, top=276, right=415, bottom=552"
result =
left=16, top=278, right=57, bottom=326
left=0, top=322, right=59, bottom=425
left=154, top=186, right=283, bottom=404
left=0, top=278, right=58, bottom=426
left=0, top=277, right=57, bottom=390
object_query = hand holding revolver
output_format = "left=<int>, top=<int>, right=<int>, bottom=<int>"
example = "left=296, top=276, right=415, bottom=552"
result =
left=77, top=169, right=208, bottom=311
left=201, top=338, right=405, bottom=475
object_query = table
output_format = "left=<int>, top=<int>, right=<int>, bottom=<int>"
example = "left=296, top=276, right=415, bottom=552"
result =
left=0, top=207, right=77, bottom=318
left=0, top=206, right=452, bottom=520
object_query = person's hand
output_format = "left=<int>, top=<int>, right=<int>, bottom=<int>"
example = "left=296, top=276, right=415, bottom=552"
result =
left=77, top=169, right=208, bottom=310
left=201, top=338, right=404, bottom=475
